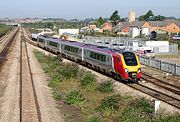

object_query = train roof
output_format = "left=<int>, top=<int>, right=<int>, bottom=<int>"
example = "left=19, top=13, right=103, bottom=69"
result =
left=39, top=35, right=61, bottom=43
left=83, top=43, right=130, bottom=55
left=39, top=36, right=133, bottom=55
left=61, top=40, right=83, bottom=47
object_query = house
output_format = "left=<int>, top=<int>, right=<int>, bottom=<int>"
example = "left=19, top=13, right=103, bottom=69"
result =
left=148, top=21, right=180, bottom=33
left=129, top=21, right=151, bottom=37
left=163, top=21, right=180, bottom=33
left=101, top=22, right=112, bottom=32
left=80, top=24, right=101, bottom=33
left=113, top=22, right=129, bottom=34
left=88, top=24, right=96, bottom=30
left=148, top=21, right=169, bottom=32
left=128, top=21, right=180, bottom=37
left=129, top=21, right=151, bottom=28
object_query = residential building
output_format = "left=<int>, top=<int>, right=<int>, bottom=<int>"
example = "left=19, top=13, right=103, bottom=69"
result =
left=88, top=24, right=96, bottom=30
left=101, top=22, right=112, bottom=32
left=113, top=22, right=129, bottom=35
left=163, top=21, right=180, bottom=33
left=148, top=21, right=169, bottom=32
left=129, top=21, right=151, bottom=37
left=148, top=21, right=180, bottom=33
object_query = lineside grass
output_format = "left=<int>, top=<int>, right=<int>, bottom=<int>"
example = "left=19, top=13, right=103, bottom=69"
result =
left=34, top=50, right=180, bottom=122
left=0, top=24, right=11, bottom=38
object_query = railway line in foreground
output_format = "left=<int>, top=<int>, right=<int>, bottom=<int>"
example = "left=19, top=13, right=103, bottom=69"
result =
left=0, top=27, right=62, bottom=121
left=20, top=29, right=42, bottom=122
left=24, top=28, right=180, bottom=110
left=0, top=28, right=18, bottom=71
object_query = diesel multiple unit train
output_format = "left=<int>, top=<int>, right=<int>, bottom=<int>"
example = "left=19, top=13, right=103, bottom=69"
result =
left=37, top=35, right=141, bottom=82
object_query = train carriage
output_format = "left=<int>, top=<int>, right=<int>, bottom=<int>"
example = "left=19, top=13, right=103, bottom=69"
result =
left=61, top=41, right=83, bottom=61
left=83, top=46, right=114, bottom=73
left=37, top=35, right=47, bottom=49
left=47, top=38, right=61, bottom=54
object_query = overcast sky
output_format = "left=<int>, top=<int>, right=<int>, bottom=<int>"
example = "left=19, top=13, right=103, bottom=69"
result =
left=0, top=0, right=179, bottom=19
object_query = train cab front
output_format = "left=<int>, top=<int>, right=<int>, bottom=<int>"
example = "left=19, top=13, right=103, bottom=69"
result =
left=121, top=52, right=141, bottom=82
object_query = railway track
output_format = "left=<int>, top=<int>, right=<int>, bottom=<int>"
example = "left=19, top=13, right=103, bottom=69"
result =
left=129, top=83, right=180, bottom=109
left=0, top=28, right=18, bottom=71
left=142, top=73, right=180, bottom=95
left=142, top=66, right=180, bottom=82
left=19, top=29, right=42, bottom=122
left=0, top=29, right=16, bottom=44
left=23, top=28, right=180, bottom=110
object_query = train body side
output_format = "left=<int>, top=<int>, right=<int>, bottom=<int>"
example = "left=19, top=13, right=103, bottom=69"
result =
left=83, top=47, right=114, bottom=73
left=37, top=36, right=141, bottom=81
left=61, top=41, right=83, bottom=61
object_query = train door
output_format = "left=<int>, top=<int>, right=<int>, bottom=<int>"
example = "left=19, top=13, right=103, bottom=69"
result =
left=59, top=42, right=61, bottom=53
left=45, top=40, right=48, bottom=49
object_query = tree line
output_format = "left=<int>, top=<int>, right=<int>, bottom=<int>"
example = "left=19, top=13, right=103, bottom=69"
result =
left=95, top=10, right=170, bottom=27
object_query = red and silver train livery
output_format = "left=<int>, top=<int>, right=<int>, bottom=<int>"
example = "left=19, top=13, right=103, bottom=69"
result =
left=37, top=36, right=141, bottom=82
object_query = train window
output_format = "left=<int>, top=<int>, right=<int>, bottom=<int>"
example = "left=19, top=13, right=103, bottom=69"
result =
left=107, top=57, right=110, bottom=62
left=64, top=45, right=79, bottom=53
left=84, top=50, right=87, bottom=55
left=102, top=55, right=106, bottom=62
left=39, top=38, right=44, bottom=43
left=49, top=41, right=58, bottom=47
left=122, top=52, right=137, bottom=66
left=89, top=51, right=106, bottom=62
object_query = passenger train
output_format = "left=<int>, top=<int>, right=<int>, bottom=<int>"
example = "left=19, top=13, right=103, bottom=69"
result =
left=37, top=35, right=141, bottom=82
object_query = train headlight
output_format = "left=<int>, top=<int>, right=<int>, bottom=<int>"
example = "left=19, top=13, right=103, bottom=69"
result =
left=125, top=68, right=129, bottom=73
left=138, top=68, right=141, bottom=73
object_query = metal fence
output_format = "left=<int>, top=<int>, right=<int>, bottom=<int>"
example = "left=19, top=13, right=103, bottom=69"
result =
left=139, top=56, right=180, bottom=76
left=80, top=36, right=144, bottom=45
left=80, top=36, right=179, bottom=54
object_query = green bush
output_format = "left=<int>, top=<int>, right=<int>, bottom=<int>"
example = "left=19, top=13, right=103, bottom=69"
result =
left=98, top=95, right=119, bottom=112
left=53, top=90, right=62, bottom=100
left=135, top=97, right=153, bottom=113
left=80, top=72, right=96, bottom=89
left=59, top=63, right=79, bottom=80
left=34, top=51, right=46, bottom=63
left=0, top=25, right=11, bottom=38
left=86, top=116, right=101, bottom=122
left=121, top=107, right=148, bottom=122
left=156, top=114, right=180, bottom=122
left=48, top=74, right=62, bottom=87
left=98, top=81, right=113, bottom=93
left=119, top=97, right=153, bottom=122
left=66, top=90, right=86, bottom=106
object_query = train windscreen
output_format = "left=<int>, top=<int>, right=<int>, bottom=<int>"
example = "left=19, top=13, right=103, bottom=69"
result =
left=122, top=52, right=138, bottom=66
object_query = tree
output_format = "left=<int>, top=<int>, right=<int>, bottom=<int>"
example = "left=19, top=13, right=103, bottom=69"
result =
left=146, top=10, right=154, bottom=17
left=110, top=10, right=120, bottom=25
left=120, top=18, right=125, bottom=22
left=154, top=15, right=165, bottom=21
left=95, top=17, right=105, bottom=27
left=139, top=10, right=154, bottom=21
left=46, top=22, right=54, bottom=29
